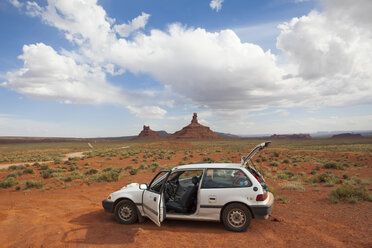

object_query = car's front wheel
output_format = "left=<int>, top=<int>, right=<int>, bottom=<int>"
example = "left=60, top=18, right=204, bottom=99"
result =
left=222, top=203, right=251, bottom=232
left=114, top=200, right=138, bottom=224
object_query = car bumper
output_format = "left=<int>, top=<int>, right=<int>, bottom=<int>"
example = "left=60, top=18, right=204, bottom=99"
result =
left=250, top=192, right=274, bottom=220
left=102, top=199, right=114, bottom=213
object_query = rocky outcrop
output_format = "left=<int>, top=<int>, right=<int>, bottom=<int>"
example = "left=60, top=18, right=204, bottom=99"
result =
left=270, top=134, right=312, bottom=140
left=133, top=125, right=160, bottom=140
left=331, top=133, right=363, bottom=139
left=170, top=113, right=222, bottom=140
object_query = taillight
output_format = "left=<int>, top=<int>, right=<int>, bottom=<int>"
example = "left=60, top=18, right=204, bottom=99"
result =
left=256, top=191, right=268, bottom=201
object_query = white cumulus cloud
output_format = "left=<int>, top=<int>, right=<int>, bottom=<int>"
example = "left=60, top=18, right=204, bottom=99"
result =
left=210, top=0, right=224, bottom=12
left=114, top=12, right=150, bottom=37
left=4, top=0, right=372, bottom=120
left=127, top=106, right=167, bottom=119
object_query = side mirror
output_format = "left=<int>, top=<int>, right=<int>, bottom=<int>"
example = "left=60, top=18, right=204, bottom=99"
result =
left=139, top=183, right=147, bottom=190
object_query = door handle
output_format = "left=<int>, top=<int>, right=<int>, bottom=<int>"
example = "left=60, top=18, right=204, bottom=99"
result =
left=153, top=197, right=156, bottom=202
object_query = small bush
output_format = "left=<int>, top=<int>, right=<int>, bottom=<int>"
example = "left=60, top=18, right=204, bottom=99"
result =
left=324, top=162, right=344, bottom=170
left=270, top=161, right=280, bottom=167
left=8, top=165, right=18, bottom=171
left=0, top=177, right=17, bottom=188
left=64, top=172, right=83, bottom=182
left=273, top=152, right=280, bottom=157
left=129, top=169, right=138, bottom=175
left=84, top=168, right=99, bottom=176
left=203, top=157, right=214, bottom=163
left=87, top=171, right=120, bottom=184
left=23, top=168, right=35, bottom=174
left=329, top=185, right=372, bottom=203
left=281, top=181, right=305, bottom=191
left=40, top=164, right=49, bottom=170
left=310, top=173, right=341, bottom=185
left=283, top=159, right=290, bottom=164
left=24, top=180, right=43, bottom=189
left=103, top=167, right=122, bottom=174
left=7, top=171, right=22, bottom=178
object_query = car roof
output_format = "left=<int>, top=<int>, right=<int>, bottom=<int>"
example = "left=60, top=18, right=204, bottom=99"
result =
left=173, top=163, right=243, bottom=171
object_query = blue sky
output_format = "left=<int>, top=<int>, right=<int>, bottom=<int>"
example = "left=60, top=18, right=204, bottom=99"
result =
left=0, top=0, right=371, bottom=137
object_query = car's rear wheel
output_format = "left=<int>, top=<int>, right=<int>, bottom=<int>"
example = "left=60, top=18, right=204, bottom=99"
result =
left=222, top=203, right=251, bottom=232
left=114, top=200, right=138, bottom=224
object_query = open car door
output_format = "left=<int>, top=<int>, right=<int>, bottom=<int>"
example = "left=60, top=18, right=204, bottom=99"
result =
left=142, top=170, right=169, bottom=226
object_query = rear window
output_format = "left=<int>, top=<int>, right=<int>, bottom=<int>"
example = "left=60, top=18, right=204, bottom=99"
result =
left=201, top=169, right=252, bottom=188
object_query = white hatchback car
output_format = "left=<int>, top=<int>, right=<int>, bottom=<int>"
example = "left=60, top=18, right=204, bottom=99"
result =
left=102, top=141, right=274, bottom=232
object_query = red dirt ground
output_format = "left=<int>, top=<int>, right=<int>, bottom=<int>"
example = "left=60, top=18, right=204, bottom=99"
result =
left=0, top=143, right=371, bottom=248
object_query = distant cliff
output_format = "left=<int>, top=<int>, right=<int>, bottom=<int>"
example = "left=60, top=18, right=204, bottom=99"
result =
left=331, top=133, right=363, bottom=139
left=270, top=134, right=312, bottom=140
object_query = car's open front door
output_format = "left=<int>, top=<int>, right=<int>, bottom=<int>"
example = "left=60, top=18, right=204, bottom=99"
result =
left=142, top=170, right=169, bottom=226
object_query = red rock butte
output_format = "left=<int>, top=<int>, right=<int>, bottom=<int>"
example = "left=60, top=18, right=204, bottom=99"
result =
left=133, top=125, right=160, bottom=140
left=170, top=113, right=222, bottom=140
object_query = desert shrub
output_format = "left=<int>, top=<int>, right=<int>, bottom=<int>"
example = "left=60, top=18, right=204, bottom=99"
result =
left=310, top=173, right=341, bottom=185
left=272, top=152, right=280, bottom=157
left=40, top=170, right=52, bottom=179
left=329, top=185, right=372, bottom=203
left=87, top=170, right=120, bottom=184
left=281, top=181, right=305, bottom=191
left=40, top=164, right=49, bottom=170
left=129, top=169, right=138, bottom=175
left=203, top=157, right=214, bottom=163
left=342, top=174, right=349, bottom=179
left=270, top=161, right=280, bottom=167
left=33, top=162, right=41, bottom=167
left=124, top=165, right=133, bottom=171
left=69, top=165, right=81, bottom=171
left=84, top=168, right=99, bottom=176
left=138, top=164, right=146, bottom=170
left=178, top=161, right=186, bottom=165
left=283, top=159, right=290, bottom=164
left=64, top=172, right=83, bottom=182
left=8, top=165, right=18, bottom=171
left=40, top=168, right=63, bottom=179
left=7, top=171, right=22, bottom=178
left=261, top=156, right=267, bottom=162
left=0, top=177, right=17, bottom=188
left=323, top=162, right=344, bottom=170
left=103, top=167, right=122, bottom=174
left=24, top=180, right=43, bottom=189
left=54, top=159, right=62, bottom=164
left=23, top=168, right=35, bottom=174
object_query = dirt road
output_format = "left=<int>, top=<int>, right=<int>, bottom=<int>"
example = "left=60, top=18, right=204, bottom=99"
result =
left=0, top=151, right=87, bottom=170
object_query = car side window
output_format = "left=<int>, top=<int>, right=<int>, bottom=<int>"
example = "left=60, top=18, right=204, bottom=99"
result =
left=201, top=169, right=252, bottom=188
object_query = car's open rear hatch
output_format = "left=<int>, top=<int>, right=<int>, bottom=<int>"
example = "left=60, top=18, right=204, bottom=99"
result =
left=241, top=141, right=271, bottom=190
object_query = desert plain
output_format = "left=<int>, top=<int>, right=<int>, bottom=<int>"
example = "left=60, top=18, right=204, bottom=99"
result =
left=0, top=139, right=371, bottom=248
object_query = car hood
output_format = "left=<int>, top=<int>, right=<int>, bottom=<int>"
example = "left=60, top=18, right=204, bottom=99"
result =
left=119, top=182, right=142, bottom=192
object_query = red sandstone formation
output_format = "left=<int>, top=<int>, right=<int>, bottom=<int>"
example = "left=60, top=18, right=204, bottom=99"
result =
left=331, top=133, right=363, bottom=139
left=133, top=125, right=160, bottom=140
left=170, top=113, right=222, bottom=140
left=270, top=134, right=312, bottom=140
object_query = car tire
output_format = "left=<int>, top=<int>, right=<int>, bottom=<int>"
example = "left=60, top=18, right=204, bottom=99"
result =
left=114, top=200, right=138, bottom=224
left=222, top=203, right=251, bottom=232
